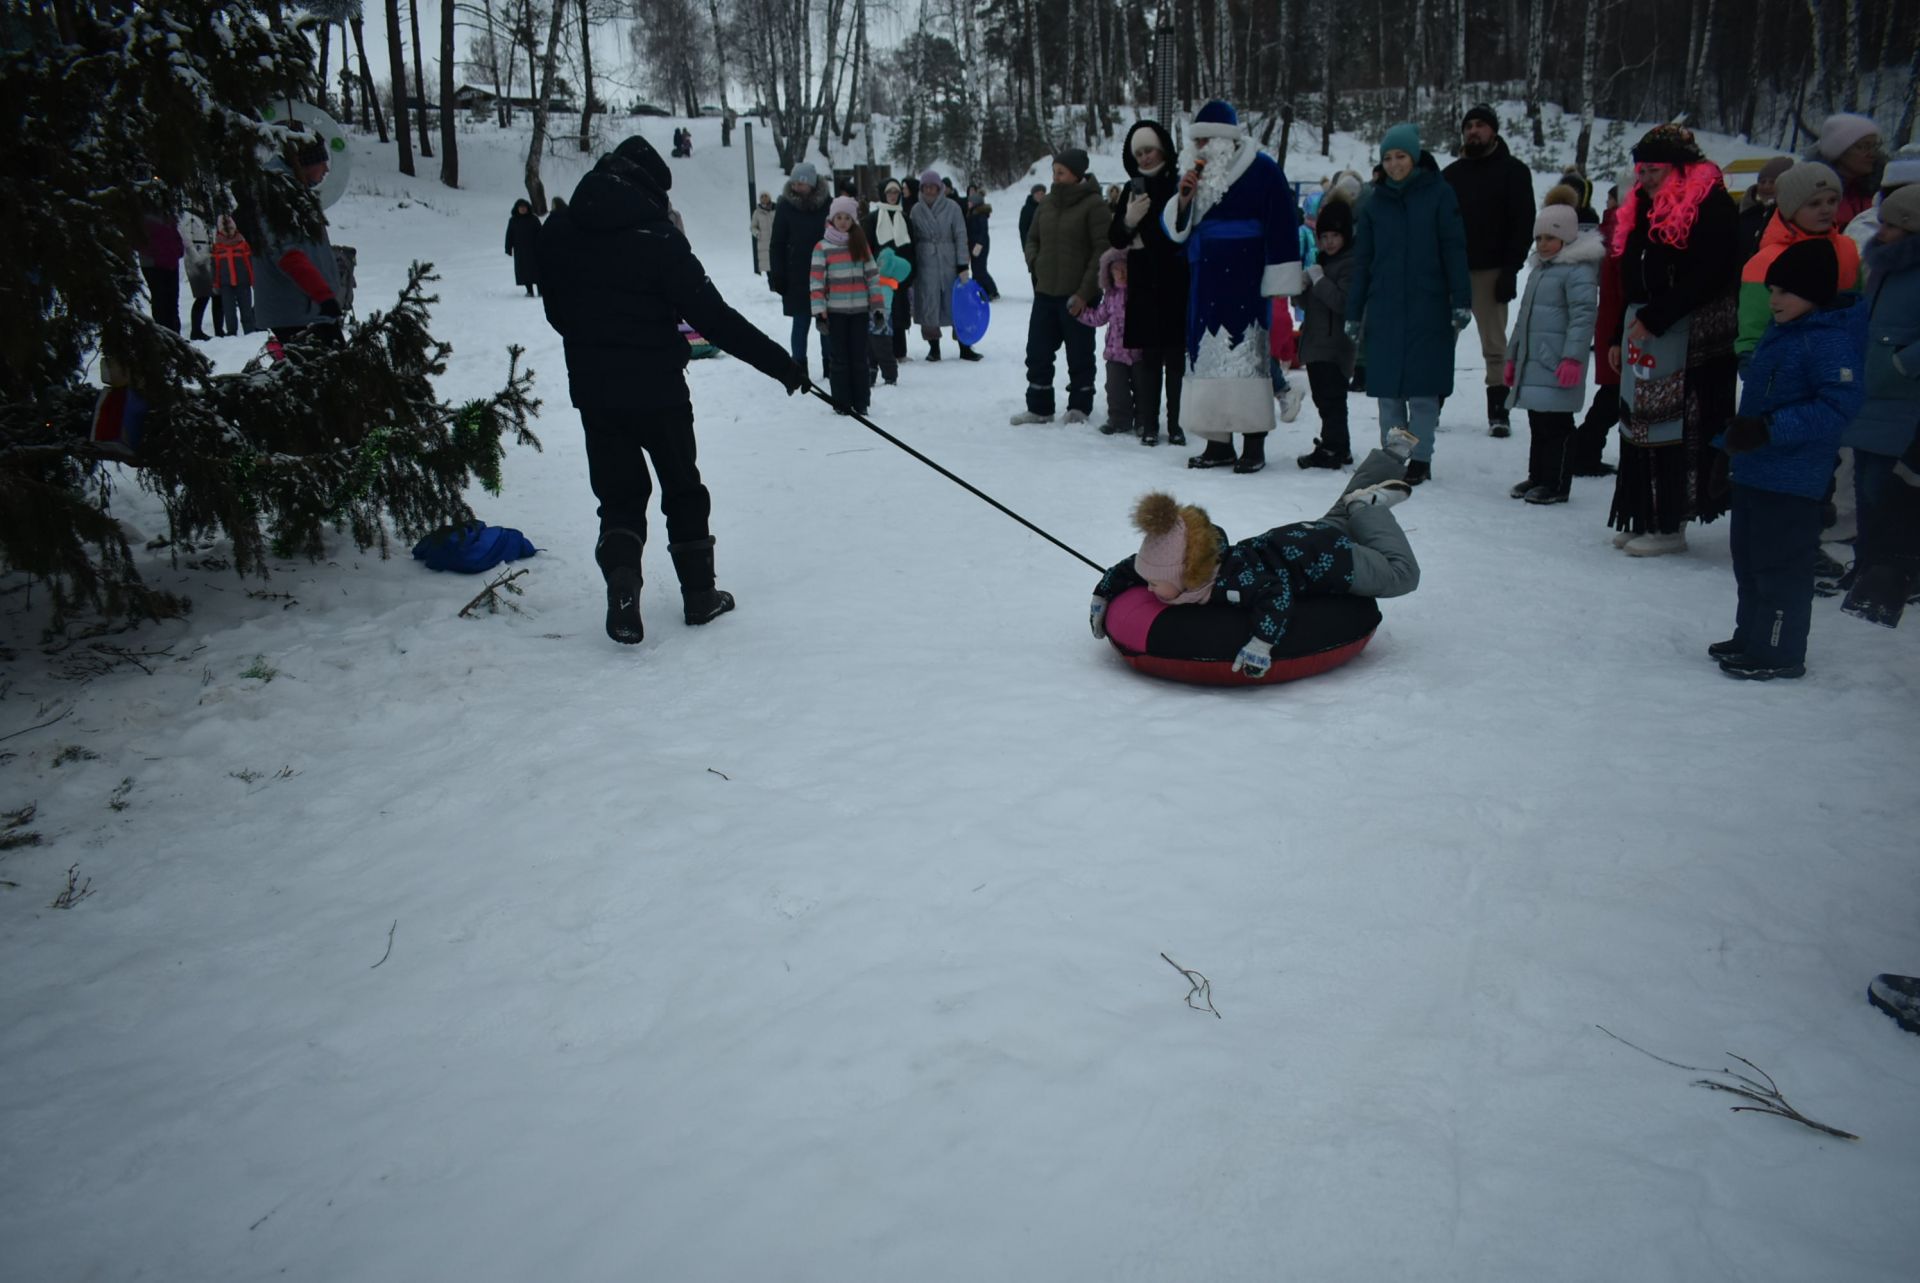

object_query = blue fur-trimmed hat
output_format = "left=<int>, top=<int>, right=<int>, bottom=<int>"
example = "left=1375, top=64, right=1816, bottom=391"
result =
left=1190, top=100, right=1242, bottom=141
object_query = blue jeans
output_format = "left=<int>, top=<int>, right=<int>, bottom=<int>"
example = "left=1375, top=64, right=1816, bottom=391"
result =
left=1376, top=396, right=1440, bottom=463
left=788, top=314, right=829, bottom=376
left=1269, top=357, right=1292, bottom=397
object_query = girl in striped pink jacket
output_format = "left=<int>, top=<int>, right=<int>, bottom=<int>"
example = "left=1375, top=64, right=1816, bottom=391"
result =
left=811, top=195, right=884, bottom=414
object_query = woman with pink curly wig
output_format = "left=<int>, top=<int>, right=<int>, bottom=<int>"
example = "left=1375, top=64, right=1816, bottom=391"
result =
left=1603, top=125, right=1743, bottom=556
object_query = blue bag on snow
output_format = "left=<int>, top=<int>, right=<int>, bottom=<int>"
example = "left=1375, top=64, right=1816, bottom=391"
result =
left=411, top=522, right=537, bottom=573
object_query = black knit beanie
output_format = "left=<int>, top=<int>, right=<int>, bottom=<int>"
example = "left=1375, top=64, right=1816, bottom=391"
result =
left=1764, top=238, right=1841, bottom=308
left=612, top=135, right=673, bottom=195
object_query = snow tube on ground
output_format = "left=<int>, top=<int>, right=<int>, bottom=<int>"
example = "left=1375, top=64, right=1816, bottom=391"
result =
left=1102, top=586, right=1379, bottom=686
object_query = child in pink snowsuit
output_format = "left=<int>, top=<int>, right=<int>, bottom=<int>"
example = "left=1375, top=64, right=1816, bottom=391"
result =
left=1076, top=247, right=1140, bottom=437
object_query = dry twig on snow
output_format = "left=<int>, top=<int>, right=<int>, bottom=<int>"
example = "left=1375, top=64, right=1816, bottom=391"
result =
left=458, top=568, right=529, bottom=618
left=1595, top=1025, right=1858, bottom=1141
left=1161, top=952, right=1221, bottom=1019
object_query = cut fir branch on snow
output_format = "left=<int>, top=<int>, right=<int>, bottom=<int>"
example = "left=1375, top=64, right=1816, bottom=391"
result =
left=1596, top=1025, right=1859, bottom=1141
left=1, top=4, right=541, bottom=631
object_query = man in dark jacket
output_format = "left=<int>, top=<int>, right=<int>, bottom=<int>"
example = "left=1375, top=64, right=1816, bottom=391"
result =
left=1018, top=184, right=1045, bottom=250
left=1442, top=104, right=1534, bottom=436
left=540, top=136, right=807, bottom=646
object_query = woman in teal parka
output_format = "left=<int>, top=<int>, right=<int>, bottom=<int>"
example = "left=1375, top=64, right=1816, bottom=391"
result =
left=1346, top=123, right=1472, bottom=483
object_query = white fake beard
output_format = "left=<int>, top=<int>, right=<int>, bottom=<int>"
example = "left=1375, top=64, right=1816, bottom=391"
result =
left=1180, top=136, right=1248, bottom=222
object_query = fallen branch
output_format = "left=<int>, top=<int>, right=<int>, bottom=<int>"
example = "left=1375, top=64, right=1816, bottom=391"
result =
left=458, top=567, right=529, bottom=618
left=50, top=864, right=93, bottom=909
left=1161, top=951, right=1221, bottom=1019
left=370, top=919, right=397, bottom=969
left=1596, top=1025, right=1857, bottom=1141
left=0, top=704, right=73, bottom=744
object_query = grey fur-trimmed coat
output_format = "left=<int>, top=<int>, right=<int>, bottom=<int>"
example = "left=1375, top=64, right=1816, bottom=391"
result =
left=909, top=194, right=969, bottom=327
left=1504, top=229, right=1604, bottom=414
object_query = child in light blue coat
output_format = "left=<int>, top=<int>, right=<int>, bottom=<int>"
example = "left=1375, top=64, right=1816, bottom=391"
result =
left=1503, top=195, right=1603, bottom=504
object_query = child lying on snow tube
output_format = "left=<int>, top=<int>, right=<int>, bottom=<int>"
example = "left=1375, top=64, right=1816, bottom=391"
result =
left=1089, top=431, right=1422, bottom=684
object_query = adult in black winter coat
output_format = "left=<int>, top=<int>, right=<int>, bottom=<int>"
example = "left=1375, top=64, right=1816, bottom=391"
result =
left=863, top=176, right=917, bottom=359
left=1018, top=184, right=1045, bottom=250
left=766, top=161, right=831, bottom=377
left=1109, top=120, right=1189, bottom=445
left=539, top=136, right=808, bottom=646
left=1442, top=104, right=1535, bottom=435
left=506, top=199, right=542, bottom=295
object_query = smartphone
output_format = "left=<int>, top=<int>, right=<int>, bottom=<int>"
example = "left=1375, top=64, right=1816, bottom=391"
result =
left=1128, top=176, right=1148, bottom=195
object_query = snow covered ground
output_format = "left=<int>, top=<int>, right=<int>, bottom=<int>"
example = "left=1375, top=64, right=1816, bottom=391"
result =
left=3, top=115, right=1917, bottom=1282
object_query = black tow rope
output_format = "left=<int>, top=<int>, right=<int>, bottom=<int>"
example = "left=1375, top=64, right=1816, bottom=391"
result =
left=808, top=385, right=1105, bottom=573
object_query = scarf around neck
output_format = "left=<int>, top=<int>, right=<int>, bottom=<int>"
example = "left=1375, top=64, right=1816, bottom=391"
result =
left=874, top=205, right=911, bottom=247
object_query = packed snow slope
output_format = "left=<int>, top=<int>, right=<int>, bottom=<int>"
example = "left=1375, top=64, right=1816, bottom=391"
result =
left=2, top=116, right=1917, bottom=1282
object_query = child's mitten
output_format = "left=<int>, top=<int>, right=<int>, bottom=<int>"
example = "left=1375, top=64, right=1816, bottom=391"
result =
left=1555, top=359, right=1582, bottom=389
left=1231, top=638, right=1273, bottom=679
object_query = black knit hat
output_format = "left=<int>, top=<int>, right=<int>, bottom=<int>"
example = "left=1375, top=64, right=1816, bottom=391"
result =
left=612, top=135, right=672, bottom=195
left=1631, top=124, right=1707, bottom=166
left=1764, top=237, right=1841, bottom=307
left=289, top=127, right=329, bottom=168
left=1316, top=195, right=1354, bottom=240
left=1056, top=148, right=1091, bottom=180
left=1462, top=103, right=1499, bottom=131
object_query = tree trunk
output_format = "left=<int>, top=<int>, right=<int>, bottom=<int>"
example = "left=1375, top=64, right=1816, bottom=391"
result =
left=1681, top=0, right=1702, bottom=116
left=1574, top=0, right=1602, bottom=172
left=709, top=0, right=734, bottom=147
left=1690, top=0, right=1718, bottom=124
left=385, top=0, right=415, bottom=174
left=1803, top=0, right=1828, bottom=116
left=525, top=0, right=567, bottom=213
left=351, top=17, right=389, bottom=143
left=317, top=21, right=332, bottom=114
left=1741, top=0, right=1767, bottom=140
left=1840, top=0, right=1860, bottom=112
left=1028, top=0, right=1048, bottom=144
left=842, top=0, right=864, bottom=147
left=409, top=0, right=433, bottom=156
left=1320, top=0, right=1334, bottom=156
left=440, top=0, right=459, bottom=186
left=1525, top=0, right=1546, bottom=147
left=1900, top=19, right=1920, bottom=147
left=578, top=0, right=595, bottom=151
left=1405, top=0, right=1425, bottom=119
left=1451, top=0, right=1466, bottom=123
left=339, top=20, right=356, bottom=126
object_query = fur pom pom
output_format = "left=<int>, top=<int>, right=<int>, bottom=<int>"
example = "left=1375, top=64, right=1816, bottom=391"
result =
left=1544, top=183, right=1579, bottom=209
left=1133, top=492, right=1181, bottom=536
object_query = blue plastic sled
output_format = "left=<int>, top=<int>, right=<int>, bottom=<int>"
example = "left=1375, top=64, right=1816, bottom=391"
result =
left=951, top=278, right=991, bottom=346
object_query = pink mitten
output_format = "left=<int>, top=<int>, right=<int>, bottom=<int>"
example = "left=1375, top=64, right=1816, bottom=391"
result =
left=1555, top=358, right=1582, bottom=389
left=1502, top=360, right=1515, bottom=387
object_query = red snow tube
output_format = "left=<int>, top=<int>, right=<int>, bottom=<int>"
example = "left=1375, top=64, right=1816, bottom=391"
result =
left=1102, top=586, right=1379, bottom=686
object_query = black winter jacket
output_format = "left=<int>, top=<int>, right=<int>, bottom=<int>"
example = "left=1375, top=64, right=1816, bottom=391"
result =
left=506, top=208, right=542, bottom=286
left=1617, top=184, right=1742, bottom=339
left=768, top=187, right=830, bottom=318
left=1441, top=137, right=1535, bottom=283
left=1094, top=518, right=1358, bottom=646
left=538, top=153, right=791, bottom=409
left=1109, top=120, right=1189, bottom=351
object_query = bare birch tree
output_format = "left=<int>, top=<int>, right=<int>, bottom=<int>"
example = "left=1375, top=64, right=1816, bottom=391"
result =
left=524, top=0, right=567, bottom=211
left=408, top=0, right=433, bottom=156
left=384, top=0, right=415, bottom=172
left=440, top=0, right=459, bottom=184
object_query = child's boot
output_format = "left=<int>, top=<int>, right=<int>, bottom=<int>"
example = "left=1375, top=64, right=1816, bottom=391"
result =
left=668, top=536, right=736, bottom=625
left=596, top=528, right=646, bottom=646
left=1346, top=480, right=1413, bottom=512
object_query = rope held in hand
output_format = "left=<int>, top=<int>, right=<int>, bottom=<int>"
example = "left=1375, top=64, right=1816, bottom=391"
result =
left=808, top=385, right=1104, bottom=573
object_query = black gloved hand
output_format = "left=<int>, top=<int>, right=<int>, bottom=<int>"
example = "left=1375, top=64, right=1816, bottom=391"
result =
left=1724, top=415, right=1770, bottom=454
left=779, top=360, right=811, bottom=396
left=318, top=298, right=342, bottom=320
left=1495, top=271, right=1518, bottom=304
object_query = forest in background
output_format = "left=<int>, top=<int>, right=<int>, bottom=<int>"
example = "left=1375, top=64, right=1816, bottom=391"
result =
left=302, top=0, right=1920, bottom=195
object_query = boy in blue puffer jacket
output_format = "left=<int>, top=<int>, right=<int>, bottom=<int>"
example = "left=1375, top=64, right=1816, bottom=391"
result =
left=1710, top=238, right=1869, bottom=679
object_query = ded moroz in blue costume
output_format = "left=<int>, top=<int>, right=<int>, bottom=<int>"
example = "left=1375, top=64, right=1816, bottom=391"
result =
left=1163, top=100, right=1304, bottom=472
